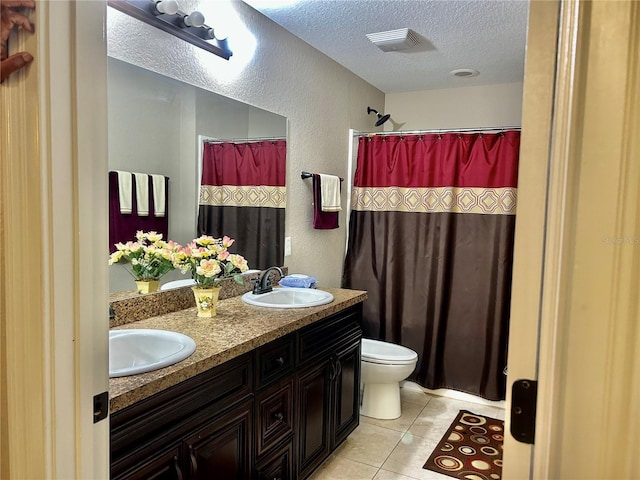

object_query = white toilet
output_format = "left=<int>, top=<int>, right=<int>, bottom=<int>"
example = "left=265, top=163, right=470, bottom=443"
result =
left=360, top=338, right=418, bottom=420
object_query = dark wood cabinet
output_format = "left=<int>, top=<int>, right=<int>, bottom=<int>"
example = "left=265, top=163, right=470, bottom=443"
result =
left=110, top=303, right=362, bottom=480
left=331, top=339, right=361, bottom=448
left=296, top=318, right=362, bottom=479
left=255, top=440, right=294, bottom=480
left=184, top=399, right=253, bottom=480
left=112, top=445, right=183, bottom=480
left=296, top=360, right=332, bottom=478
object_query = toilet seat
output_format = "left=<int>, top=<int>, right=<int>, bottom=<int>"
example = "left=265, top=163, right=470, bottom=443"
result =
left=361, top=338, right=418, bottom=365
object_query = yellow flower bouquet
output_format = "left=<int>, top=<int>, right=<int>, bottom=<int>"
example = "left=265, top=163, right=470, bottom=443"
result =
left=173, top=235, right=249, bottom=288
left=109, top=231, right=180, bottom=282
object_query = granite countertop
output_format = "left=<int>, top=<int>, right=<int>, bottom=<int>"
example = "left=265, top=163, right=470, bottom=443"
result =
left=109, top=287, right=367, bottom=413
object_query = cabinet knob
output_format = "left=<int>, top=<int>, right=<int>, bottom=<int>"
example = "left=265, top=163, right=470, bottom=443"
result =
left=275, top=356, right=285, bottom=366
left=272, top=411, right=284, bottom=422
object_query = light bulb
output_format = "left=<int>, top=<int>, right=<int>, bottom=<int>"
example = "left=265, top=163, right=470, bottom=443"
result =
left=212, top=25, right=228, bottom=41
left=183, top=11, right=205, bottom=28
left=155, top=0, right=179, bottom=15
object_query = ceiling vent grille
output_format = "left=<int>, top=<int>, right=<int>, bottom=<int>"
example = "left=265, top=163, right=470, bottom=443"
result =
left=366, top=28, right=420, bottom=52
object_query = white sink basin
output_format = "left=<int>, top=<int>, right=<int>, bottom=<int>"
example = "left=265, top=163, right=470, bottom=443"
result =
left=241, top=288, right=334, bottom=308
left=109, top=329, right=196, bottom=378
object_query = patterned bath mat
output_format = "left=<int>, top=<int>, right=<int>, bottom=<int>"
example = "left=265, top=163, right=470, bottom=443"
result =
left=423, top=410, right=504, bottom=480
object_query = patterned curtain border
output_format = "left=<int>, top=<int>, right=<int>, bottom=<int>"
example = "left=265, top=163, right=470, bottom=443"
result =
left=351, top=186, right=517, bottom=215
left=199, top=185, right=286, bottom=209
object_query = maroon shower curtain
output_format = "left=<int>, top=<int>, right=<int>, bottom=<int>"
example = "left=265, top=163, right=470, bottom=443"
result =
left=198, top=140, right=286, bottom=270
left=342, top=131, right=520, bottom=400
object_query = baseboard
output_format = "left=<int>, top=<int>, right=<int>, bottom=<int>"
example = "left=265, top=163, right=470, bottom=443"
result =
left=401, top=381, right=506, bottom=410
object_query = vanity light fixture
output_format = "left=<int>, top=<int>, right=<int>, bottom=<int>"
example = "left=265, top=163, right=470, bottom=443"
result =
left=107, top=0, right=233, bottom=60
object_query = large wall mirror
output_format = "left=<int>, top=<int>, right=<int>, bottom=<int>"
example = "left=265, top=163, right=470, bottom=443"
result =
left=108, top=58, right=287, bottom=294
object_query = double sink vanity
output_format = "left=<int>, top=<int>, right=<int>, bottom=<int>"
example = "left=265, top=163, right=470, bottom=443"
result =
left=109, top=273, right=367, bottom=480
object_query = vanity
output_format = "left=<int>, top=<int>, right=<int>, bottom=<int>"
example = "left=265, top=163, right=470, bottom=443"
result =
left=109, top=287, right=367, bottom=480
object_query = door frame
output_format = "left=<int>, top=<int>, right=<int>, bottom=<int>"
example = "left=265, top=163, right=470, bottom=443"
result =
left=0, top=1, right=109, bottom=478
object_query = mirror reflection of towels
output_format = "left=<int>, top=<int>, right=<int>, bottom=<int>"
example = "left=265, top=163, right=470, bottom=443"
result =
left=115, top=171, right=132, bottom=214
left=151, top=174, right=166, bottom=217
left=312, top=174, right=339, bottom=229
left=133, top=173, right=149, bottom=216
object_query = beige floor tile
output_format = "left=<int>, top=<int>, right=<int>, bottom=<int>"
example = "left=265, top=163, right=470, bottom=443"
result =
left=308, top=455, right=379, bottom=480
left=408, top=396, right=502, bottom=441
left=360, top=400, right=425, bottom=433
left=400, top=386, right=435, bottom=407
left=380, top=432, right=452, bottom=480
left=375, top=468, right=453, bottom=480
left=373, top=468, right=420, bottom=479
left=337, top=422, right=404, bottom=468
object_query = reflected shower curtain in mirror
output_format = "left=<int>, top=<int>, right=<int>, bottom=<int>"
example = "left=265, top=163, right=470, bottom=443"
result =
left=342, top=132, right=520, bottom=400
left=198, top=140, right=286, bottom=270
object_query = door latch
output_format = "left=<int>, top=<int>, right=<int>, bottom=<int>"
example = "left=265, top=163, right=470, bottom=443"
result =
left=510, top=379, right=537, bottom=444
left=93, top=391, right=109, bottom=423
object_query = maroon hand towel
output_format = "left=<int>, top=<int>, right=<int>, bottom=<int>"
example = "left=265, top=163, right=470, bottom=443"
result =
left=312, top=174, right=339, bottom=229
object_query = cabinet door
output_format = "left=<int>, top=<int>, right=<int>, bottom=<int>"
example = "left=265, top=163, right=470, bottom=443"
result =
left=296, top=360, right=332, bottom=479
left=112, top=445, right=184, bottom=480
left=255, top=440, right=294, bottom=480
left=184, top=400, right=253, bottom=480
left=332, top=339, right=361, bottom=448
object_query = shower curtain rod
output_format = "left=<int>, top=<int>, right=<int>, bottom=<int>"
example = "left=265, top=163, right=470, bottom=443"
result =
left=353, top=126, right=521, bottom=137
left=203, top=136, right=286, bottom=143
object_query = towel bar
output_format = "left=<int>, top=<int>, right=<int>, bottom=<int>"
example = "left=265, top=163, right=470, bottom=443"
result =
left=301, top=171, right=343, bottom=181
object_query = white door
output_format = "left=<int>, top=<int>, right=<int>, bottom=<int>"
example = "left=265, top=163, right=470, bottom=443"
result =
left=505, top=1, right=640, bottom=478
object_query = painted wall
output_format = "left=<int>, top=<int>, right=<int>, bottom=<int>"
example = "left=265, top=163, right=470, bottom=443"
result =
left=384, top=82, right=523, bottom=131
left=107, top=0, right=385, bottom=287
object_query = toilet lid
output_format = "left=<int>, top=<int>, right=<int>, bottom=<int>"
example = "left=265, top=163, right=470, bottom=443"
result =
left=361, top=338, right=418, bottom=364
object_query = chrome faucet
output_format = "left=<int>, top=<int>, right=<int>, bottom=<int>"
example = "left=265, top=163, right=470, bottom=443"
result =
left=253, top=266, right=284, bottom=295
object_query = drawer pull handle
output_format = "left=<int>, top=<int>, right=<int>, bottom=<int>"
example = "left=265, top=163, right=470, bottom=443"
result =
left=272, top=411, right=284, bottom=422
left=188, top=445, right=198, bottom=476
left=275, top=356, right=285, bottom=366
left=173, top=455, right=184, bottom=480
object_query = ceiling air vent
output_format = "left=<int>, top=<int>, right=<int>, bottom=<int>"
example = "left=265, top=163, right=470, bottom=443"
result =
left=366, top=28, right=420, bottom=52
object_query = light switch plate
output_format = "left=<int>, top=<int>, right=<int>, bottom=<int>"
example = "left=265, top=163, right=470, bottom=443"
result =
left=284, top=236, right=292, bottom=256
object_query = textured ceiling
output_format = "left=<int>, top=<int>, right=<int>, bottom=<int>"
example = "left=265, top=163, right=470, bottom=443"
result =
left=242, top=0, right=529, bottom=93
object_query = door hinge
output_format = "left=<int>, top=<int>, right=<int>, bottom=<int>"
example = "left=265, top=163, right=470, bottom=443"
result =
left=510, top=379, right=537, bottom=444
left=93, top=391, right=109, bottom=423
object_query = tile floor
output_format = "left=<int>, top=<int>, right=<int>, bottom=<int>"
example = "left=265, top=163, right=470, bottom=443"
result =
left=309, top=383, right=506, bottom=480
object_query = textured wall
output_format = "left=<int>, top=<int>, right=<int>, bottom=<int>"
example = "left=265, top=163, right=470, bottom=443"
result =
left=385, top=83, right=523, bottom=131
left=107, top=0, right=385, bottom=287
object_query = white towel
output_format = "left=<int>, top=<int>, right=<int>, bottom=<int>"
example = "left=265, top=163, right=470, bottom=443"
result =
left=319, top=174, right=342, bottom=212
left=115, top=171, right=132, bottom=214
left=133, top=173, right=149, bottom=216
left=151, top=174, right=166, bottom=217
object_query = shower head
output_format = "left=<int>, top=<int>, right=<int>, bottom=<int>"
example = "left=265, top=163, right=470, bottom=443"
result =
left=367, top=106, right=391, bottom=127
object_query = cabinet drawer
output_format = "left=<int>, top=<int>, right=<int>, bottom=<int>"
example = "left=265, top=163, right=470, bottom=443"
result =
left=255, top=378, right=294, bottom=459
left=255, top=439, right=294, bottom=480
left=111, top=353, right=252, bottom=460
left=111, top=443, right=183, bottom=480
left=255, top=334, right=295, bottom=389
left=298, top=305, right=362, bottom=366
